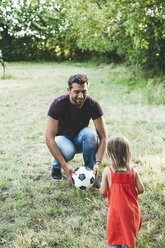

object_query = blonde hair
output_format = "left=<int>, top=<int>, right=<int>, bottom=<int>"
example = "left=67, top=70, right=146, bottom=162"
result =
left=107, top=135, right=131, bottom=172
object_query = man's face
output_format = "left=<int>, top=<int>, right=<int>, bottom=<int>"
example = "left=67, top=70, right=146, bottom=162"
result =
left=67, top=83, right=88, bottom=108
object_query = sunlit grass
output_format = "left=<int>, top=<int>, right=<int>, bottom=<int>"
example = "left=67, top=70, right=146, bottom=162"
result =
left=0, top=62, right=165, bottom=247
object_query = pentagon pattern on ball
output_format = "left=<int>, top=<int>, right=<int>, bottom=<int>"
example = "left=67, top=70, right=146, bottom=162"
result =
left=78, top=173, right=86, bottom=181
left=90, top=177, right=95, bottom=184
left=72, top=166, right=95, bottom=190
left=79, top=186, right=86, bottom=190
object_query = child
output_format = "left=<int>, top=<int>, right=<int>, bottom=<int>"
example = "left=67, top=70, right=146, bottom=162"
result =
left=100, top=135, right=145, bottom=248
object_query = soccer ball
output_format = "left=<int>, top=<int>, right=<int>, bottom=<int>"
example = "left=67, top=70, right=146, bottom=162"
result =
left=72, top=166, right=95, bottom=190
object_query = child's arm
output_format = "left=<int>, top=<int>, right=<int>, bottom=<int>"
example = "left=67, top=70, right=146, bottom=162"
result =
left=134, top=168, right=145, bottom=194
left=100, top=167, right=110, bottom=198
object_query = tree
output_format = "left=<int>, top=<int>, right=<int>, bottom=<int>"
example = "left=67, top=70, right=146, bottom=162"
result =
left=0, top=0, right=69, bottom=61
left=0, top=0, right=164, bottom=69
left=65, top=0, right=165, bottom=68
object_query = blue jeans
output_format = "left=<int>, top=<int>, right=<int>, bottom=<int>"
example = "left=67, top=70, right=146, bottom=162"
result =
left=108, top=246, right=129, bottom=248
left=52, top=127, right=98, bottom=170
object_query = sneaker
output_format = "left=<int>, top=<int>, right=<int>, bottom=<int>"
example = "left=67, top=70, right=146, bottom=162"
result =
left=51, top=168, right=63, bottom=181
left=93, top=180, right=100, bottom=189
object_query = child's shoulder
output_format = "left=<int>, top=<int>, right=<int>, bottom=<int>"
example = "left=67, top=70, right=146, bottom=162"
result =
left=103, top=166, right=111, bottom=171
left=102, top=166, right=111, bottom=175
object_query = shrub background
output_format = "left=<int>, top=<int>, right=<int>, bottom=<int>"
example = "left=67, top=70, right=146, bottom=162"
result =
left=0, top=0, right=164, bottom=71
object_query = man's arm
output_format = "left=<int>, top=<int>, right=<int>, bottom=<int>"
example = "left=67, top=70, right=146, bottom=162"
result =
left=93, top=116, right=107, bottom=176
left=45, top=116, right=75, bottom=184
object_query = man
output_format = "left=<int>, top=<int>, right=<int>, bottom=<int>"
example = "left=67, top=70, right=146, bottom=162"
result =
left=45, top=74, right=107, bottom=188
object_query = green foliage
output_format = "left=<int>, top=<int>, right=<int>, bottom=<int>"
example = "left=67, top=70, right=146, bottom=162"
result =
left=0, top=0, right=164, bottom=70
left=74, top=0, right=165, bottom=69
left=0, top=0, right=70, bottom=61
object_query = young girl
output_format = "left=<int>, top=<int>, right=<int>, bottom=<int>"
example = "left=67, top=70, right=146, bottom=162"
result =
left=100, top=135, right=145, bottom=248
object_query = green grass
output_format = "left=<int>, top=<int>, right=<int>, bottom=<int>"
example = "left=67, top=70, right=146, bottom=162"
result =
left=0, top=62, right=165, bottom=248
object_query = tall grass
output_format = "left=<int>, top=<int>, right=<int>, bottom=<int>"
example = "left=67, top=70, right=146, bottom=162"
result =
left=0, top=62, right=165, bottom=248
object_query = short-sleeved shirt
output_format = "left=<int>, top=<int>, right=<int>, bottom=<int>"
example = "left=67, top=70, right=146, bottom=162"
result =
left=48, top=94, right=103, bottom=137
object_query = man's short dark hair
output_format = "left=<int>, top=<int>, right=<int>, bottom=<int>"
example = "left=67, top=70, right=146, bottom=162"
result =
left=68, top=74, right=89, bottom=89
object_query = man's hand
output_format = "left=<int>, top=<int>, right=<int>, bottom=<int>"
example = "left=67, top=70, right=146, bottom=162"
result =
left=93, top=163, right=100, bottom=182
left=63, top=164, right=76, bottom=185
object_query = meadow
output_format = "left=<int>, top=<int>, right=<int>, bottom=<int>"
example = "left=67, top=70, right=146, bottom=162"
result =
left=0, top=62, right=165, bottom=248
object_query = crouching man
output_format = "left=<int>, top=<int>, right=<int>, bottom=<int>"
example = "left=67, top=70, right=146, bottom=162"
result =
left=45, top=74, right=107, bottom=188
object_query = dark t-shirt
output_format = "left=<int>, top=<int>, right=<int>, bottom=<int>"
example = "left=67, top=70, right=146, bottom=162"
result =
left=48, top=94, right=103, bottom=137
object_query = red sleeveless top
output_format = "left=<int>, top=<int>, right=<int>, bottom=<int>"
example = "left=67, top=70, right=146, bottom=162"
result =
left=107, top=167, right=142, bottom=248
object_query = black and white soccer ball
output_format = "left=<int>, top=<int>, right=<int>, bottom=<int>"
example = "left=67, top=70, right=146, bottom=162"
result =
left=72, top=166, right=95, bottom=190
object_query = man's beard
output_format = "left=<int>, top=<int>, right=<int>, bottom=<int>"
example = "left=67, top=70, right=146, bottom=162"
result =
left=71, top=96, right=86, bottom=107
